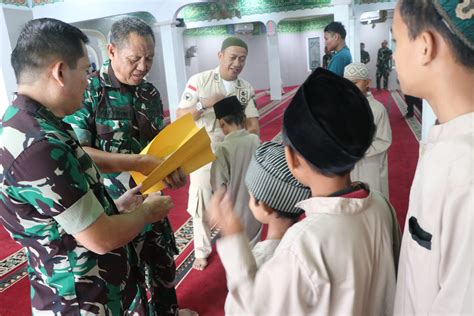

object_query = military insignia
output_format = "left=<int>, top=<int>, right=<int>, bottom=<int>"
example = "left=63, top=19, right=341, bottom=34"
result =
left=214, top=73, right=219, bottom=81
left=237, top=89, right=249, bottom=104
left=184, top=92, right=192, bottom=101
left=456, top=0, right=474, bottom=19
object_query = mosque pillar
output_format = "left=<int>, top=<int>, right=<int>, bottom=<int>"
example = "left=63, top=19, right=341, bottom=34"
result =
left=333, top=4, right=353, bottom=57
left=265, top=20, right=282, bottom=101
left=0, top=7, right=33, bottom=115
left=158, top=22, right=187, bottom=122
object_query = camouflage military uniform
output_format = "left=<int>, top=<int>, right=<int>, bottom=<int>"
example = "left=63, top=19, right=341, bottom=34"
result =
left=376, top=47, right=393, bottom=90
left=64, top=60, right=178, bottom=316
left=0, top=95, right=147, bottom=315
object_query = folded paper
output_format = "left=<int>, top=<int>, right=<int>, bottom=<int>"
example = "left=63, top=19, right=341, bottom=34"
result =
left=131, top=113, right=215, bottom=193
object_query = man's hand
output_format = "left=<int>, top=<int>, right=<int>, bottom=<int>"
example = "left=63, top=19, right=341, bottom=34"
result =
left=142, top=193, right=174, bottom=223
left=136, top=154, right=163, bottom=175
left=115, top=184, right=147, bottom=213
left=208, top=187, right=243, bottom=236
left=164, top=168, right=187, bottom=189
left=200, top=93, right=226, bottom=109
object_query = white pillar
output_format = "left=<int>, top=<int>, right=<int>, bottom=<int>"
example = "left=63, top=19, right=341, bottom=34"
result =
left=266, top=20, right=282, bottom=101
left=1, top=7, right=33, bottom=116
left=159, top=22, right=187, bottom=122
left=421, top=100, right=437, bottom=142
left=333, top=4, right=352, bottom=57
left=353, top=13, right=362, bottom=63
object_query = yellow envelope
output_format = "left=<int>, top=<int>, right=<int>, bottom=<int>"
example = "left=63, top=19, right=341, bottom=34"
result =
left=130, top=113, right=215, bottom=193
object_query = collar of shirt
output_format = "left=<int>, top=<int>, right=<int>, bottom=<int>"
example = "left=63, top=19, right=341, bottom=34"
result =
left=12, top=94, right=64, bottom=128
left=427, top=112, right=474, bottom=143
left=295, top=189, right=372, bottom=216
left=213, top=67, right=242, bottom=88
left=100, top=60, right=137, bottom=94
left=223, top=129, right=249, bottom=141
left=334, top=45, right=349, bottom=56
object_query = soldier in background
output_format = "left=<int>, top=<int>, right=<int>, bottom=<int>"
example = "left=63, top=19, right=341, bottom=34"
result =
left=322, top=45, right=333, bottom=69
left=360, top=42, right=370, bottom=64
left=376, top=40, right=393, bottom=90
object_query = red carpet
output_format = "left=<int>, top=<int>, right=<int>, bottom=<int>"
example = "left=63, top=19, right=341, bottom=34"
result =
left=372, top=89, right=419, bottom=229
left=0, top=88, right=420, bottom=316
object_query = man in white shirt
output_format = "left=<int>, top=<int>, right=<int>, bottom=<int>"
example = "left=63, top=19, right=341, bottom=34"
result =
left=393, top=1, right=473, bottom=314
left=176, top=37, right=260, bottom=270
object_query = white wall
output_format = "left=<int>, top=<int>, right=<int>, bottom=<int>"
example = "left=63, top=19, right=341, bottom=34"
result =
left=359, top=13, right=399, bottom=90
left=278, top=30, right=325, bottom=88
left=71, top=19, right=170, bottom=111
left=183, top=32, right=270, bottom=91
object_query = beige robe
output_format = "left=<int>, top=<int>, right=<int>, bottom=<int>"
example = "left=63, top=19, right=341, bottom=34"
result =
left=351, top=93, right=392, bottom=197
left=210, top=129, right=262, bottom=245
left=394, top=112, right=474, bottom=315
left=178, top=67, right=259, bottom=258
left=218, top=191, right=401, bottom=315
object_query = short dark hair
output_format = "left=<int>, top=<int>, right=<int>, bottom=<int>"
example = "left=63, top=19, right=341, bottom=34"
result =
left=281, top=124, right=353, bottom=177
left=11, top=18, right=89, bottom=84
left=254, top=198, right=302, bottom=221
left=399, top=0, right=474, bottom=68
left=324, top=21, right=347, bottom=40
left=110, top=17, right=155, bottom=47
left=221, top=111, right=246, bottom=127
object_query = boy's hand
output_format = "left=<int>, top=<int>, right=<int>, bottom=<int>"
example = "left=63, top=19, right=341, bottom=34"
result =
left=164, top=168, right=187, bottom=189
left=142, top=193, right=173, bottom=223
left=209, top=187, right=243, bottom=236
left=115, top=184, right=147, bottom=213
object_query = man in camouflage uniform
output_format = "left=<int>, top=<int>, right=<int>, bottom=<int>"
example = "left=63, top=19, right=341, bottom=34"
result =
left=176, top=37, right=260, bottom=271
left=360, top=42, right=370, bottom=64
left=0, top=18, right=172, bottom=315
left=64, top=17, right=187, bottom=316
left=376, top=40, right=393, bottom=90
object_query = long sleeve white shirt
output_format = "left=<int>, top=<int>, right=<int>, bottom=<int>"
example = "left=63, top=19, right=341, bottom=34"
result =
left=394, top=112, right=474, bottom=315
left=218, top=191, right=401, bottom=315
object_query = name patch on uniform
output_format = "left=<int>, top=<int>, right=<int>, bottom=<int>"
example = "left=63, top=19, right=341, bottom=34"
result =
left=237, top=89, right=249, bottom=104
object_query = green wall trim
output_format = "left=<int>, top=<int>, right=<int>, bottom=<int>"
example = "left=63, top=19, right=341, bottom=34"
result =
left=278, top=16, right=333, bottom=33
left=181, top=0, right=332, bottom=22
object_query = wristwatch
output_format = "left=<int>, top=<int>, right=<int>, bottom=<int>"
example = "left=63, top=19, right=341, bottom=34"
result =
left=195, top=102, right=205, bottom=114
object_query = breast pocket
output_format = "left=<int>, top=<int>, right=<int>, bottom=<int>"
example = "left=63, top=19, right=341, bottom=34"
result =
left=408, top=216, right=432, bottom=250
left=96, top=118, right=131, bottom=153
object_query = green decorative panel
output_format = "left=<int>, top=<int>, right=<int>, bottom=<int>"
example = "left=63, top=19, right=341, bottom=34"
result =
left=278, top=16, right=333, bottom=33
left=181, top=0, right=332, bottom=22
left=184, top=25, right=228, bottom=37
left=354, top=0, right=394, bottom=4
left=32, top=0, right=63, bottom=6
left=0, top=0, right=28, bottom=6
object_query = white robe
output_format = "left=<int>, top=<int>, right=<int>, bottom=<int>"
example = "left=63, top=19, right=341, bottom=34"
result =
left=351, top=94, right=392, bottom=197
left=217, top=191, right=401, bottom=315
left=394, top=112, right=474, bottom=315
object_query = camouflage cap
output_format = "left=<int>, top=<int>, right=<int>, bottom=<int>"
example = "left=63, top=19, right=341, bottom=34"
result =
left=433, top=0, right=474, bottom=50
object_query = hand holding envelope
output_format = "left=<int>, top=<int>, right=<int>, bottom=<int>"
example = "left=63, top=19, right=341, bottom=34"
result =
left=131, top=113, right=216, bottom=194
